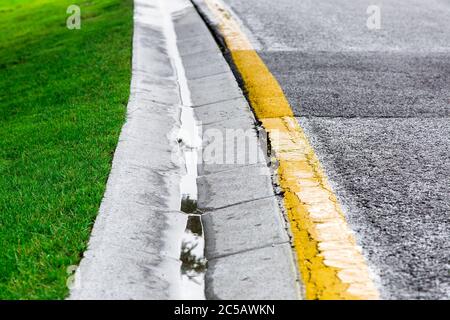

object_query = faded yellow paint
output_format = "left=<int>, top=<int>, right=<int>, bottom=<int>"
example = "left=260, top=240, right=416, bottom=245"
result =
left=201, top=0, right=292, bottom=118
left=263, top=117, right=379, bottom=299
left=203, top=0, right=379, bottom=300
left=231, top=51, right=293, bottom=118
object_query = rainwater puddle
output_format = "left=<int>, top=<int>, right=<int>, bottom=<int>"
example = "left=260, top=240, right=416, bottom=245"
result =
left=160, top=0, right=206, bottom=300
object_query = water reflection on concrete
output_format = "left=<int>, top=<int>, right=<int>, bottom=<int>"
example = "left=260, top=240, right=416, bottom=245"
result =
left=179, top=214, right=206, bottom=299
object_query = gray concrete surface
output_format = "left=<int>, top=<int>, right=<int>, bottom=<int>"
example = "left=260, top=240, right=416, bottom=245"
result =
left=174, top=3, right=301, bottom=299
left=217, top=0, right=450, bottom=299
left=206, top=244, right=299, bottom=300
left=190, top=72, right=244, bottom=106
left=202, top=197, right=289, bottom=259
left=70, top=0, right=187, bottom=299
left=198, top=165, right=274, bottom=210
left=71, top=0, right=300, bottom=300
left=198, top=117, right=267, bottom=175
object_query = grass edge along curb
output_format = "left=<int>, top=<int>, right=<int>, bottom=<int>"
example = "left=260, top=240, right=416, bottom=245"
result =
left=0, top=0, right=133, bottom=299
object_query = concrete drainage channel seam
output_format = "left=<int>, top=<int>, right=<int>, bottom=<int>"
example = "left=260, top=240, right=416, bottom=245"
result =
left=173, top=0, right=300, bottom=300
left=192, top=0, right=381, bottom=300
left=69, top=0, right=299, bottom=300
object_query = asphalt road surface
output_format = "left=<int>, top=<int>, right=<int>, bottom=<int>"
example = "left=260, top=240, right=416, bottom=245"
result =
left=221, top=0, right=450, bottom=299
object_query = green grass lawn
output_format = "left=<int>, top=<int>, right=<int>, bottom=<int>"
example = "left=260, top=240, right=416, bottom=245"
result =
left=0, top=0, right=132, bottom=299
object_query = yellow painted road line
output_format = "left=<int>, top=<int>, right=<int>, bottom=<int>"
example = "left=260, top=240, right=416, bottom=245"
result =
left=202, top=0, right=379, bottom=300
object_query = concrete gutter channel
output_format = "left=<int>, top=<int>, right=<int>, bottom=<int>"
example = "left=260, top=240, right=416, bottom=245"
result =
left=70, top=0, right=300, bottom=300
left=176, top=1, right=301, bottom=299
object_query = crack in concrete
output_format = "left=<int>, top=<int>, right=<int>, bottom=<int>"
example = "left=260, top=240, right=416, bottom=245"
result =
left=199, top=194, right=275, bottom=212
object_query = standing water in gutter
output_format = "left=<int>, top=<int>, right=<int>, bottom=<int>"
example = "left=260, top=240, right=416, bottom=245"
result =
left=160, top=0, right=206, bottom=300
left=177, top=94, right=206, bottom=300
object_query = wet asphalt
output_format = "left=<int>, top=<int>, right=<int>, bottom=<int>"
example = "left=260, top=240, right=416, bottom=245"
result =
left=222, top=0, right=450, bottom=299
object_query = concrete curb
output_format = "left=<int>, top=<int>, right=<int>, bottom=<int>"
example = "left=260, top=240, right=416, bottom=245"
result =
left=69, top=0, right=187, bottom=299
left=174, top=0, right=301, bottom=299
left=70, top=0, right=300, bottom=300
left=191, top=0, right=381, bottom=300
